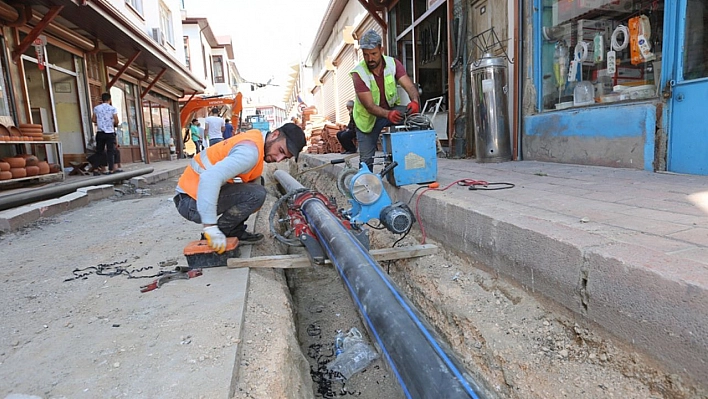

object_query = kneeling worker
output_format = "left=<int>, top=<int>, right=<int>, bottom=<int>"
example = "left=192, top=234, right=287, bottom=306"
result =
left=174, top=123, right=307, bottom=253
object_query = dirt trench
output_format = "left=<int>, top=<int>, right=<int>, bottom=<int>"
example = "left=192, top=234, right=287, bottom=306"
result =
left=234, top=165, right=705, bottom=399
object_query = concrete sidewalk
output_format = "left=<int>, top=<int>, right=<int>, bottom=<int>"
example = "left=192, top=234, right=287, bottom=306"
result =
left=0, top=159, right=190, bottom=232
left=302, top=153, right=708, bottom=387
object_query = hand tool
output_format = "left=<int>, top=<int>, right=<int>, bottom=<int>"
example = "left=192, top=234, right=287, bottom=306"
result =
left=140, top=268, right=203, bottom=293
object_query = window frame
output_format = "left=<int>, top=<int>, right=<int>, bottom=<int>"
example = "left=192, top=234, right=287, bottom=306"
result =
left=125, top=0, right=143, bottom=15
left=212, top=55, right=224, bottom=84
left=183, top=36, right=190, bottom=70
left=158, top=2, right=174, bottom=46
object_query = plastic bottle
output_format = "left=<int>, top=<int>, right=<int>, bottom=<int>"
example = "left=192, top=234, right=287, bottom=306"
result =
left=327, top=327, right=378, bottom=380
left=553, top=41, right=569, bottom=89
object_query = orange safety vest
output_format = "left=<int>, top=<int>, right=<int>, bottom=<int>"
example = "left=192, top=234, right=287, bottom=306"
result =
left=177, top=129, right=265, bottom=199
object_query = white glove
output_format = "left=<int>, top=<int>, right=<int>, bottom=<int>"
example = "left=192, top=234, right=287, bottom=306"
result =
left=203, top=225, right=227, bottom=254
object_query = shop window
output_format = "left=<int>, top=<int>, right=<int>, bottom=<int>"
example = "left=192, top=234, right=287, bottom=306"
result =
left=0, top=50, right=11, bottom=118
left=213, top=55, right=224, bottom=83
left=391, top=1, right=412, bottom=37
left=142, top=96, right=174, bottom=149
left=46, top=44, right=76, bottom=72
left=539, top=0, right=664, bottom=111
left=110, top=84, right=132, bottom=147
left=683, top=0, right=708, bottom=80
left=125, top=91, right=140, bottom=146
left=413, top=0, right=427, bottom=21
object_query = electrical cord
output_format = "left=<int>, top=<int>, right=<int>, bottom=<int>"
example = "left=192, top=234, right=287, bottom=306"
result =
left=412, top=178, right=516, bottom=244
left=574, top=41, right=589, bottom=63
left=407, top=185, right=429, bottom=205
left=366, top=222, right=386, bottom=230
left=611, top=25, right=629, bottom=51
left=401, top=113, right=434, bottom=131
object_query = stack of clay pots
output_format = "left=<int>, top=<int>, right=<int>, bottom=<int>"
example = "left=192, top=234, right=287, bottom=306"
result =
left=18, top=123, right=45, bottom=141
left=0, top=155, right=53, bottom=181
left=0, top=123, right=45, bottom=141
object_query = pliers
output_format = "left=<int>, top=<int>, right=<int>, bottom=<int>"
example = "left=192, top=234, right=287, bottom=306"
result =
left=140, top=267, right=203, bottom=293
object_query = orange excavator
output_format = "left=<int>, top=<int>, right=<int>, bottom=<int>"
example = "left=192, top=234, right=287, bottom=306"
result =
left=179, top=93, right=243, bottom=156
left=179, top=92, right=243, bottom=130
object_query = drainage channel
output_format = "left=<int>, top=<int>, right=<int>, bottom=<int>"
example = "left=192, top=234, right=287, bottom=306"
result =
left=274, top=169, right=491, bottom=399
left=287, top=264, right=406, bottom=398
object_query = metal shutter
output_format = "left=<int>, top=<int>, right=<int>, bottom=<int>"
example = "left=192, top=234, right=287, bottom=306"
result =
left=356, top=17, right=382, bottom=45
left=312, top=85, right=323, bottom=116
left=322, top=71, right=336, bottom=122
left=335, top=45, right=356, bottom=124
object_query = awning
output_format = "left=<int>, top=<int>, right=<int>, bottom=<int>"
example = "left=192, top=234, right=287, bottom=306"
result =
left=14, top=0, right=205, bottom=95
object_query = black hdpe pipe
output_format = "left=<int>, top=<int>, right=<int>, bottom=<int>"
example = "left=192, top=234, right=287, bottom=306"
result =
left=274, top=170, right=491, bottom=399
left=0, top=168, right=153, bottom=212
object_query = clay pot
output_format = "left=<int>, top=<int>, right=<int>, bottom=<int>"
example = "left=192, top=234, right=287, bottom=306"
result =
left=37, top=161, right=49, bottom=175
left=2, top=157, right=25, bottom=168
left=21, top=154, right=39, bottom=166
left=25, top=165, right=39, bottom=176
left=49, top=163, right=61, bottom=173
left=10, top=167, right=26, bottom=178
left=0, top=170, right=11, bottom=180
left=0, top=161, right=9, bottom=171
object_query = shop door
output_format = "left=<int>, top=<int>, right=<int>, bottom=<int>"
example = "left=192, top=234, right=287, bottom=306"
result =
left=667, top=0, right=708, bottom=175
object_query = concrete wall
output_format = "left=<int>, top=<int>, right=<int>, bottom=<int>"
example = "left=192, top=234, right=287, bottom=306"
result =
left=523, top=102, right=656, bottom=170
left=108, top=0, right=184, bottom=61
left=182, top=24, right=215, bottom=94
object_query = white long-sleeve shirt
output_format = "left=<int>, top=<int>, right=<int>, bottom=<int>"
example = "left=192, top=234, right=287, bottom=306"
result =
left=176, top=141, right=260, bottom=224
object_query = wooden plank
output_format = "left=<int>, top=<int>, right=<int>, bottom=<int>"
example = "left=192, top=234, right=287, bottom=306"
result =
left=227, top=244, right=438, bottom=269
left=227, top=254, right=313, bottom=269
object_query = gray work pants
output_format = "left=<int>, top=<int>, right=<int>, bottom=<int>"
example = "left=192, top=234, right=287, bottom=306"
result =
left=174, top=182, right=266, bottom=237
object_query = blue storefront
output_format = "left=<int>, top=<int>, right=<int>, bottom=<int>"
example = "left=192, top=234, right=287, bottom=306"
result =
left=523, top=0, right=708, bottom=176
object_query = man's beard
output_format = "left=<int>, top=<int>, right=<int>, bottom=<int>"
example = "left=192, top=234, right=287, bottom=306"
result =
left=367, top=57, right=381, bottom=70
left=263, top=138, right=275, bottom=161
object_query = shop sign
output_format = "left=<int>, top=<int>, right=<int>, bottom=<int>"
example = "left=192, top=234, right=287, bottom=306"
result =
left=33, top=35, right=47, bottom=71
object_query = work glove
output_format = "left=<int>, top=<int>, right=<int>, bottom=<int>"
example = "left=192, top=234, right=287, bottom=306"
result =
left=387, top=110, right=404, bottom=124
left=406, top=101, right=420, bottom=115
left=203, top=225, right=227, bottom=254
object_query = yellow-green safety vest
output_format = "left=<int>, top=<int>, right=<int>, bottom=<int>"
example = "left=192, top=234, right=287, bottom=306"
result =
left=350, top=56, right=400, bottom=133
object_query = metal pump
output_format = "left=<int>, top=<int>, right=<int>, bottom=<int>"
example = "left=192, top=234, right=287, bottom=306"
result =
left=340, top=161, right=415, bottom=235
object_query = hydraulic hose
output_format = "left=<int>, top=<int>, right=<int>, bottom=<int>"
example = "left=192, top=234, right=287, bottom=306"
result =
left=273, top=169, right=492, bottom=399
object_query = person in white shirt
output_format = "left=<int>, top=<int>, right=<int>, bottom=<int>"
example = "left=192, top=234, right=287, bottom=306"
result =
left=204, top=107, right=225, bottom=146
left=90, top=92, right=121, bottom=174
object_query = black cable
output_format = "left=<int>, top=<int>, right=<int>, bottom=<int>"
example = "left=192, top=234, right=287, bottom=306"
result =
left=467, top=182, right=515, bottom=191
left=407, top=185, right=428, bottom=205
left=365, top=222, right=386, bottom=230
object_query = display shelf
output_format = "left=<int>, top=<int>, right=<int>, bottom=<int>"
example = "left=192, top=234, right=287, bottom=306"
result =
left=1, top=140, right=60, bottom=144
left=0, top=172, right=64, bottom=186
left=0, top=140, right=65, bottom=183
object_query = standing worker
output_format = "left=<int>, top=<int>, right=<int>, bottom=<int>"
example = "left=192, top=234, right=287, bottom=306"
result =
left=190, top=119, right=202, bottom=154
left=351, top=29, right=420, bottom=172
left=91, top=92, right=121, bottom=174
left=204, top=107, right=225, bottom=146
left=223, top=118, right=234, bottom=139
left=174, top=123, right=307, bottom=253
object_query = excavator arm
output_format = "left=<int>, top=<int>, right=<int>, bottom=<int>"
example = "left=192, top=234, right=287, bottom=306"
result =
left=180, top=92, right=243, bottom=128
